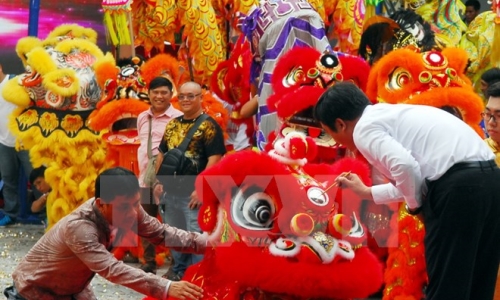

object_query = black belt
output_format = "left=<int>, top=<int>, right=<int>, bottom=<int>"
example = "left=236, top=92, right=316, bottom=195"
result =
left=447, top=159, right=497, bottom=174
left=425, top=159, right=498, bottom=200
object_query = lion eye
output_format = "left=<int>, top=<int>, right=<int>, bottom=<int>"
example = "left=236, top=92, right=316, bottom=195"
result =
left=386, top=67, right=412, bottom=91
left=307, top=187, right=329, bottom=207
left=282, top=67, right=305, bottom=88
left=231, top=186, right=275, bottom=230
left=120, top=66, right=135, bottom=77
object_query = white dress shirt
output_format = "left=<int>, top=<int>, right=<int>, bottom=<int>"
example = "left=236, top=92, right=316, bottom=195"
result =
left=354, top=104, right=494, bottom=209
left=0, top=75, right=17, bottom=147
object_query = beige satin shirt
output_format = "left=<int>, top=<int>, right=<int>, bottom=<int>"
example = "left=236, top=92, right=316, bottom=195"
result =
left=12, top=198, right=206, bottom=299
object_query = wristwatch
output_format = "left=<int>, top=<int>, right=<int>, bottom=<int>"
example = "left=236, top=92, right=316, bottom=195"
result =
left=405, top=204, right=422, bottom=215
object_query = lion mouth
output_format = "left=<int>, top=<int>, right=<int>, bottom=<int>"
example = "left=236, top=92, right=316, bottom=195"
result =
left=103, top=113, right=139, bottom=145
left=287, top=106, right=320, bottom=128
left=268, top=232, right=355, bottom=264
left=111, top=115, right=137, bottom=132
left=281, top=107, right=337, bottom=148
left=281, top=127, right=336, bottom=148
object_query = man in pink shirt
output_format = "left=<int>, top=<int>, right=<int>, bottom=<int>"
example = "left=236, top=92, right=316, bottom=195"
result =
left=138, top=77, right=183, bottom=187
left=137, top=77, right=183, bottom=273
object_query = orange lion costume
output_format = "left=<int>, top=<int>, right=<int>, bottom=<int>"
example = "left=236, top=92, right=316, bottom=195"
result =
left=366, top=47, right=485, bottom=299
left=145, top=132, right=383, bottom=300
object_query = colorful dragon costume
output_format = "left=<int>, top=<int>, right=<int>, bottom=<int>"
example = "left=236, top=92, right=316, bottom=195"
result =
left=103, top=0, right=230, bottom=85
left=1, top=24, right=111, bottom=228
left=103, top=0, right=368, bottom=151
left=366, top=47, right=485, bottom=299
left=145, top=131, right=384, bottom=300
left=102, top=0, right=365, bottom=81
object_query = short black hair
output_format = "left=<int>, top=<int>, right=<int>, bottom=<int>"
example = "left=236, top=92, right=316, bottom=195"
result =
left=29, top=166, right=46, bottom=185
left=149, top=76, right=173, bottom=92
left=487, top=82, right=500, bottom=98
left=481, top=67, right=500, bottom=86
left=314, top=82, right=372, bottom=132
left=465, top=0, right=480, bottom=10
left=94, top=167, right=140, bottom=203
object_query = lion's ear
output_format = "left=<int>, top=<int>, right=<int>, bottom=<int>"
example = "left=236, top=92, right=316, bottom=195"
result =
left=94, top=53, right=119, bottom=90
left=16, top=36, right=42, bottom=67
left=441, top=47, right=469, bottom=75
left=26, top=47, right=58, bottom=76
left=2, top=76, right=31, bottom=107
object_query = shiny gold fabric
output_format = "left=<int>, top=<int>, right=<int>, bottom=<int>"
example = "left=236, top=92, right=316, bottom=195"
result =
left=485, top=138, right=500, bottom=167
left=12, top=198, right=206, bottom=299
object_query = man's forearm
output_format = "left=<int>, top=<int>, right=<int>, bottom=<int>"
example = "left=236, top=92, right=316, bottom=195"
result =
left=31, top=195, right=47, bottom=213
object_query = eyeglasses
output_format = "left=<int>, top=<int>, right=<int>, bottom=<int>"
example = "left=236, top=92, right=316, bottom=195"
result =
left=481, top=111, right=500, bottom=124
left=178, top=93, right=201, bottom=101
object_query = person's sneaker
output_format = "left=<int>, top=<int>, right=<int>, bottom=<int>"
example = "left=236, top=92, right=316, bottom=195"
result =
left=0, top=215, right=14, bottom=226
left=139, top=263, right=157, bottom=274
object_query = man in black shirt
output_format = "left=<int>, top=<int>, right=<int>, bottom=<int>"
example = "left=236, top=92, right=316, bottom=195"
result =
left=157, top=82, right=226, bottom=280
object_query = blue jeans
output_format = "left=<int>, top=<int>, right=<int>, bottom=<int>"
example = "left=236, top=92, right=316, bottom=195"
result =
left=0, top=144, right=33, bottom=218
left=161, top=194, right=203, bottom=276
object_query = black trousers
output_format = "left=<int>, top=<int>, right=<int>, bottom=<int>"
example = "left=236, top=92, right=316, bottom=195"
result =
left=423, top=161, right=500, bottom=300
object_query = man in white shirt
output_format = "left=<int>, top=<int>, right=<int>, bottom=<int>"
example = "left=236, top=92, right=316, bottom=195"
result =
left=314, top=82, right=500, bottom=300
left=0, top=63, right=35, bottom=226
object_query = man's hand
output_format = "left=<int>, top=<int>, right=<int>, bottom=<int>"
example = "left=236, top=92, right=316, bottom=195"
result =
left=188, top=190, right=201, bottom=210
left=153, top=183, right=163, bottom=205
left=168, top=281, right=203, bottom=300
left=336, top=173, right=373, bottom=200
left=41, top=193, right=48, bottom=203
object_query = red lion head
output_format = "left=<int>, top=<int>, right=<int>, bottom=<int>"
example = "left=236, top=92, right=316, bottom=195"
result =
left=159, top=146, right=383, bottom=300
left=265, top=47, right=371, bottom=163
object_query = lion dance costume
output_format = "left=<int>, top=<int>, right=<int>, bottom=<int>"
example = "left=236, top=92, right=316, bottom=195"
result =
left=1, top=24, right=110, bottom=228
left=145, top=131, right=384, bottom=300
